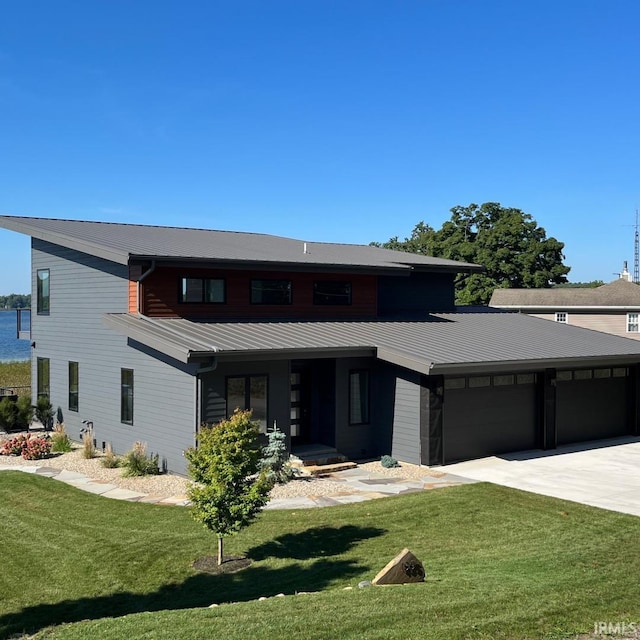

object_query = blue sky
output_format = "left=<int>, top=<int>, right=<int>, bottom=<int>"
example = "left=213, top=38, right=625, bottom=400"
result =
left=1, top=0, right=639, bottom=295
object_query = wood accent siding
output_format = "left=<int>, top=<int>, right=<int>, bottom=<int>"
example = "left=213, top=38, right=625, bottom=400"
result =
left=530, top=312, right=640, bottom=340
left=141, top=267, right=378, bottom=319
left=128, top=265, right=142, bottom=313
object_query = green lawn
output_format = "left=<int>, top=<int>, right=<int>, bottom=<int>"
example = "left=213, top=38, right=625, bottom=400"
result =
left=1, top=472, right=638, bottom=639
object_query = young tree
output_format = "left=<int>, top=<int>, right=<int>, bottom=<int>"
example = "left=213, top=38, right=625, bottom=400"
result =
left=375, top=202, right=570, bottom=305
left=260, top=421, right=297, bottom=484
left=186, top=410, right=274, bottom=566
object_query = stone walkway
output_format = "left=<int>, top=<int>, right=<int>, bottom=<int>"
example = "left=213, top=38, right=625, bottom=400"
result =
left=0, top=462, right=476, bottom=509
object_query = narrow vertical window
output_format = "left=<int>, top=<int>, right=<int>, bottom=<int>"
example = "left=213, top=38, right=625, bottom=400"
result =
left=349, top=370, right=370, bottom=425
left=69, top=362, right=79, bottom=412
left=627, top=313, right=639, bottom=333
left=121, top=369, right=134, bottom=425
left=37, top=357, right=50, bottom=398
left=37, top=269, right=50, bottom=315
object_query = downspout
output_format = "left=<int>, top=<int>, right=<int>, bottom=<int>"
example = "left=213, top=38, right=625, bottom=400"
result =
left=136, top=260, right=156, bottom=315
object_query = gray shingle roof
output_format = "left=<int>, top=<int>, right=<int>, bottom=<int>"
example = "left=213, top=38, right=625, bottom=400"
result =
left=0, top=215, right=481, bottom=273
left=104, top=309, right=640, bottom=373
left=490, top=279, right=640, bottom=309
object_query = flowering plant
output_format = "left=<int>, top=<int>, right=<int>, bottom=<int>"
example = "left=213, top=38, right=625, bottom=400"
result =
left=0, top=434, right=51, bottom=459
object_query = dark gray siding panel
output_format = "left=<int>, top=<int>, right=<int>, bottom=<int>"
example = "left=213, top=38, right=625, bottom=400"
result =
left=31, top=240, right=198, bottom=474
left=557, top=377, right=627, bottom=444
left=444, top=382, right=537, bottom=462
left=391, top=374, right=421, bottom=464
left=378, top=272, right=456, bottom=316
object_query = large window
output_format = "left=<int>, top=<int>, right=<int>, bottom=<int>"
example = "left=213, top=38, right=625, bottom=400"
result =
left=37, top=269, right=50, bottom=315
left=226, top=375, right=268, bottom=433
left=628, top=313, right=639, bottom=333
left=121, top=369, right=134, bottom=425
left=349, top=370, right=370, bottom=425
left=313, top=281, right=352, bottom=305
left=250, top=280, right=292, bottom=305
left=68, top=362, right=79, bottom=412
left=37, top=358, right=50, bottom=398
left=178, top=277, right=225, bottom=303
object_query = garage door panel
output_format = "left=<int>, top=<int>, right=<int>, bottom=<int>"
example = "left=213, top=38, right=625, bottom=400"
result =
left=444, top=385, right=537, bottom=463
left=557, top=377, right=627, bottom=445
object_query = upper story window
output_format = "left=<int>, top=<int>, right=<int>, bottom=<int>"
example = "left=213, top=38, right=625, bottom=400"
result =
left=37, top=269, right=50, bottom=315
left=555, top=312, right=567, bottom=324
left=313, top=281, right=352, bottom=305
left=251, top=279, right=292, bottom=305
left=628, top=313, right=639, bottom=333
left=178, top=277, right=225, bottom=304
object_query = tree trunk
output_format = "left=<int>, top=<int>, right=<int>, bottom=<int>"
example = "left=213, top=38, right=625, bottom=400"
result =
left=217, top=536, right=224, bottom=566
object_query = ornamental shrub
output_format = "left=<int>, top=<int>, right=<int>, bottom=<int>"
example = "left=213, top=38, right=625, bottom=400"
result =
left=1, top=434, right=29, bottom=456
left=34, top=397, right=54, bottom=431
left=101, top=442, right=121, bottom=468
left=1, top=434, right=51, bottom=459
left=122, top=441, right=159, bottom=477
left=50, top=423, right=73, bottom=453
left=381, top=454, right=400, bottom=468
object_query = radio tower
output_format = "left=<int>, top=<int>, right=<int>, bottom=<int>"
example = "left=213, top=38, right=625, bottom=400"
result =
left=635, top=209, right=639, bottom=284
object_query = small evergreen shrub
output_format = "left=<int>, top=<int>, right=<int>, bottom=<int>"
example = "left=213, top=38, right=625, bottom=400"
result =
left=56, top=406, right=64, bottom=426
left=34, top=397, right=54, bottom=430
left=101, top=442, right=121, bottom=468
left=0, top=395, right=32, bottom=432
left=50, top=424, right=73, bottom=453
left=381, top=454, right=400, bottom=468
left=260, top=421, right=297, bottom=484
left=122, top=441, right=160, bottom=477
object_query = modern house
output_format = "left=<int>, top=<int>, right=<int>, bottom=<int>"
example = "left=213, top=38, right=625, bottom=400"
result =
left=489, top=277, right=640, bottom=340
left=2, top=215, right=640, bottom=475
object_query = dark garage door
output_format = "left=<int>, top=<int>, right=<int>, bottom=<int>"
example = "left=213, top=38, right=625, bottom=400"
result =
left=443, top=373, right=537, bottom=463
left=556, top=368, right=628, bottom=445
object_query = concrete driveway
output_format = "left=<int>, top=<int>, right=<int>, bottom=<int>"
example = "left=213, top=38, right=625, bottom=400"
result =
left=444, top=436, right=640, bottom=517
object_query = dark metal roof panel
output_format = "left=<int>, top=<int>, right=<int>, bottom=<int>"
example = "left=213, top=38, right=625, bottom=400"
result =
left=103, top=310, right=640, bottom=372
left=0, top=215, right=481, bottom=272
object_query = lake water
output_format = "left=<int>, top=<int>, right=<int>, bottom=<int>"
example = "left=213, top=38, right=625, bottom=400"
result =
left=0, top=310, right=30, bottom=362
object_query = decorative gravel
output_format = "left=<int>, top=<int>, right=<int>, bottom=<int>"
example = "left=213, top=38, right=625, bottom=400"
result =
left=1, top=433, right=440, bottom=500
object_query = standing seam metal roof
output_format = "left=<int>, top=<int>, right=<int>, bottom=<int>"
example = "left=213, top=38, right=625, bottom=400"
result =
left=103, top=310, right=640, bottom=373
left=0, top=215, right=482, bottom=272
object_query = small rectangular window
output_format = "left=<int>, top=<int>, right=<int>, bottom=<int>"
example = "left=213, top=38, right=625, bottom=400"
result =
left=469, top=376, right=491, bottom=388
left=121, top=369, right=134, bottom=425
left=349, top=370, right=370, bottom=425
left=37, top=357, right=50, bottom=398
left=516, top=373, right=536, bottom=384
left=69, top=361, right=79, bottom=412
left=555, top=312, right=567, bottom=324
left=226, top=375, right=268, bottom=433
left=628, top=313, right=639, bottom=333
left=37, top=269, right=50, bottom=315
left=444, top=378, right=466, bottom=390
left=493, top=374, right=515, bottom=386
left=250, top=280, right=292, bottom=305
left=313, top=281, right=352, bottom=305
left=593, top=368, right=611, bottom=379
left=556, top=370, right=573, bottom=382
left=178, top=277, right=225, bottom=303
left=613, top=367, right=628, bottom=378
left=574, top=369, right=593, bottom=380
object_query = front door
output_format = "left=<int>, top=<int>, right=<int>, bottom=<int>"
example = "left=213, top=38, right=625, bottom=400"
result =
left=290, top=365, right=311, bottom=445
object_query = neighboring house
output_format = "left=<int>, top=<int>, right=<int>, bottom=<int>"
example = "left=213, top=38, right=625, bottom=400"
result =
left=489, top=278, right=640, bottom=340
left=2, top=215, right=640, bottom=475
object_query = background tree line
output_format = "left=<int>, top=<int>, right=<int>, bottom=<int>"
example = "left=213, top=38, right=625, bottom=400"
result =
left=0, top=294, right=30, bottom=309
left=373, top=202, right=571, bottom=305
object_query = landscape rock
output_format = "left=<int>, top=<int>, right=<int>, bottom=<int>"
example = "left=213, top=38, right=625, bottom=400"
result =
left=372, top=548, right=425, bottom=585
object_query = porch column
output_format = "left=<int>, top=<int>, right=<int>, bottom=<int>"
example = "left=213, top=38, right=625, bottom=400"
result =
left=627, top=364, right=640, bottom=436
left=421, top=374, right=444, bottom=466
